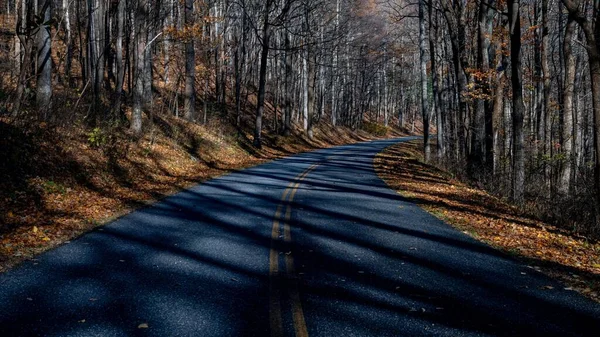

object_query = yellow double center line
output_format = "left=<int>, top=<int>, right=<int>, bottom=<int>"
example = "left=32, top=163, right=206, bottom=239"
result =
left=270, top=164, right=319, bottom=337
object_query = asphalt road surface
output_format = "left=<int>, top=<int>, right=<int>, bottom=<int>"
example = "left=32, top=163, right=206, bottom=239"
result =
left=1, top=137, right=599, bottom=336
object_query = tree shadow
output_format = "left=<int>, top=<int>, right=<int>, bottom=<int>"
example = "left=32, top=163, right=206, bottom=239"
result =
left=0, top=137, right=598, bottom=336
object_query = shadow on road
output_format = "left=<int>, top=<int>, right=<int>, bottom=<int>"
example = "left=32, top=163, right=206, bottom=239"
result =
left=0, top=139, right=598, bottom=336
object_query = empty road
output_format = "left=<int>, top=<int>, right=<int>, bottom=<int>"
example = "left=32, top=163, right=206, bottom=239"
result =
left=0, top=137, right=598, bottom=336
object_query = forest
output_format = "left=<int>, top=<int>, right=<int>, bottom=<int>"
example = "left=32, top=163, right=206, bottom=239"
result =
left=1, top=0, right=600, bottom=239
left=3, top=1, right=600, bottom=332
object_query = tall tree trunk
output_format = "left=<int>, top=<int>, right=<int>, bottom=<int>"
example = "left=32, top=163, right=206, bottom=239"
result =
left=132, top=0, right=147, bottom=134
left=63, top=0, right=72, bottom=85
left=143, top=4, right=153, bottom=107
left=36, top=0, right=52, bottom=118
left=383, top=45, right=389, bottom=127
left=86, top=0, right=98, bottom=118
left=235, top=1, right=247, bottom=128
left=96, top=0, right=106, bottom=92
left=331, top=0, right=340, bottom=127
left=493, top=45, right=508, bottom=175
left=113, top=0, right=126, bottom=119
left=184, top=0, right=195, bottom=121
left=478, top=0, right=494, bottom=173
left=318, top=27, right=325, bottom=122
left=508, top=0, right=525, bottom=204
left=429, top=1, right=443, bottom=159
left=471, top=1, right=489, bottom=173
left=164, top=0, right=174, bottom=84
left=302, top=47, right=309, bottom=132
left=284, top=29, right=292, bottom=135
left=219, top=0, right=227, bottom=107
left=307, top=45, right=315, bottom=138
left=419, top=0, right=430, bottom=162
left=253, top=0, right=272, bottom=148
left=560, top=17, right=576, bottom=195
left=542, top=0, right=552, bottom=191
left=234, top=34, right=241, bottom=125
left=13, top=0, right=30, bottom=117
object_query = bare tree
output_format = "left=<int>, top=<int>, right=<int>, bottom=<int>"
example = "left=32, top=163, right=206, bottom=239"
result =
left=36, top=0, right=52, bottom=118
left=419, top=0, right=430, bottom=162
left=132, top=0, right=147, bottom=134
left=184, top=0, right=195, bottom=121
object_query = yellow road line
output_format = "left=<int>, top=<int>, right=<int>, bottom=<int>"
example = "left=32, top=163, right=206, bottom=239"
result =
left=283, top=165, right=316, bottom=337
left=269, top=164, right=317, bottom=337
left=269, top=182, right=295, bottom=337
left=269, top=204, right=284, bottom=337
left=283, top=204, right=309, bottom=337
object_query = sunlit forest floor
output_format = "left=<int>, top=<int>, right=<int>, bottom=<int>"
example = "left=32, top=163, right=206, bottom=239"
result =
left=0, top=114, right=407, bottom=273
left=376, top=141, right=600, bottom=303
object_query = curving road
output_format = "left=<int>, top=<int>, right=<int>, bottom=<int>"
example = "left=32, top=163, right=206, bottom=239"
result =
left=0, top=137, right=599, bottom=336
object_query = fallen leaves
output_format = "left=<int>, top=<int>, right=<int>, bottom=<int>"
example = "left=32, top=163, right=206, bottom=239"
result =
left=375, top=141, right=600, bottom=303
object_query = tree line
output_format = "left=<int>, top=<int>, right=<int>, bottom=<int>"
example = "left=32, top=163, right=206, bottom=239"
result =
left=2, top=0, right=422, bottom=144
left=405, top=0, right=600, bottom=234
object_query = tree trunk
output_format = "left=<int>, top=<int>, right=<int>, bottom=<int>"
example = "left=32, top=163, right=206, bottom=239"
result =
left=235, top=1, right=247, bottom=128
left=560, top=17, right=576, bottom=195
left=253, top=0, right=272, bottom=148
left=132, top=0, right=147, bottom=134
left=13, top=0, right=31, bottom=117
left=429, top=1, right=443, bottom=159
left=283, top=29, right=292, bottom=135
left=477, top=0, right=494, bottom=173
left=63, top=0, right=72, bottom=85
left=331, top=0, right=340, bottom=127
left=36, top=0, right=52, bottom=118
left=143, top=6, right=153, bottom=107
left=419, top=0, right=430, bottom=162
left=508, top=0, right=525, bottom=204
left=302, top=47, right=309, bottom=132
left=541, top=0, right=552, bottom=191
left=184, top=0, right=195, bottom=121
left=112, top=0, right=126, bottom=119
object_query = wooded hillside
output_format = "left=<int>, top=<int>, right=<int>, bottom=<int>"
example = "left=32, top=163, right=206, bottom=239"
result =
left=403, top=0, right=600, bottom=238
left=1, top=0, right=416, bottom=134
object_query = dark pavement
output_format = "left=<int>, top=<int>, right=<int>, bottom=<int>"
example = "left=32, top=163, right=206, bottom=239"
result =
left=0, top=137, right=598, bottom=336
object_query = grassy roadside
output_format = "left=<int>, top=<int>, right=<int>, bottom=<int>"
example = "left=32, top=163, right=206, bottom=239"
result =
left=374, top=140, right=600, bottom=303
left=0, top=116, right=406, bottom=273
